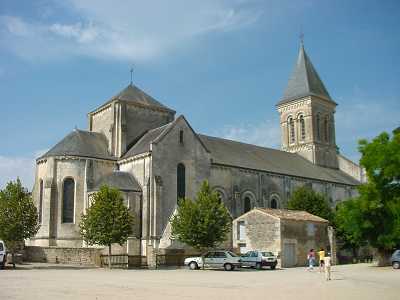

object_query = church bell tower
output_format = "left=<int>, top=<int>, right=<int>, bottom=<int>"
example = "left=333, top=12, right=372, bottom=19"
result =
left=276, top=41, right=338, bottom=169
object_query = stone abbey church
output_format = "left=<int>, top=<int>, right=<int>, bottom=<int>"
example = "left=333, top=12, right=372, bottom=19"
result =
left=30, top=43, right=363, bottom=256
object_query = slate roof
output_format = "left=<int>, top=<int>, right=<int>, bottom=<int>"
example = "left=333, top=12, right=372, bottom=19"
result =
left=198, top=134, right=360, bottom=186
left=90, top=171, right=141, bottom=192
left=92, top=84, right=175, bottom=113
left=255, top=208, right=328, bottom=223
left=39, top=129, right=115, bottom=160
left=277, top=43, right=335, bottom=106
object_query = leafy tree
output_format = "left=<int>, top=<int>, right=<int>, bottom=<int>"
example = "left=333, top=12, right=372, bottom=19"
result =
left=79, top=185, right=134, bottom=268
left=335, top=198, right=365, bottom=259
left=336, top=130, right=400, bottom=265
left=287, top=186, right=333, bottom=222
left=171, top=181, right=231, bottom=267
left=0, top=179, right=40, bottom=268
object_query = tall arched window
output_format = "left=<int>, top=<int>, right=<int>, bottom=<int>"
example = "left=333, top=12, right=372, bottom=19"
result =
left=299, top=115, right=306, bottom=140
left=316, top=114, right=321, bottom=140
left=244, top=197, right=251, bottom=213
left=39, top=179, right=44, bottom=223
left=177, top=163, right=186, bottom=202
left=288, top=117, right=295, bottom=144
left=62, top=178, right=75, bottom=223
left=324, top=115, right=329, bottom=142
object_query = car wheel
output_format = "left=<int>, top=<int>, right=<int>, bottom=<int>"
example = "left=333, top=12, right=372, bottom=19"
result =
left=271, top=265, right=276, bottom=270
left=256, top=262, right=262, bottom=270
left=393, top=262, right=400, bottom=269
left=224, top=263, right=233, bottom=271
left=189, top=262, right=198, bottom=270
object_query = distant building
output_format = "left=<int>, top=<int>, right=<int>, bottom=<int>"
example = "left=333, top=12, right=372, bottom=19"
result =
left=29, top=42, right=363, bottom=258
left=232, top=208, right=331, bottom=268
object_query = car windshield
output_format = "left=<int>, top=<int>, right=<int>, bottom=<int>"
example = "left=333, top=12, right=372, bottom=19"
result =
left=227, top=251, right=238, bottom=257
left=261, top=251, right=274, bottom=257
left=0, top=243, right=3, bottom=251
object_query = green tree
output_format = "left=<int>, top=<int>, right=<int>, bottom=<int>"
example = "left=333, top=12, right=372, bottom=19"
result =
left=0, top=179, right=40, bottom=268
left=79, top=185, right=134, bottom=268
left=336, top=130, right=400, bottom=265
left=287, top=186, right=333, bottom=222
left=171, top=181, right=231, bottom=267
left=335, top=198, right=365, bottom=259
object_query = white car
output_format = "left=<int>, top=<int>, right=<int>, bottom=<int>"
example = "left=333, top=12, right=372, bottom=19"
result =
left=184, top=250, right=242, bottom=271
left=0, top=240, right=6, bottom=269
left=240, top=250, right=278, bottom=270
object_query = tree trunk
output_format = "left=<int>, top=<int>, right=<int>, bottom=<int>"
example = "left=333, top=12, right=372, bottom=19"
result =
left=375, top=249, right=391, bottom=266
left=108, top=244, right=112, bottom=269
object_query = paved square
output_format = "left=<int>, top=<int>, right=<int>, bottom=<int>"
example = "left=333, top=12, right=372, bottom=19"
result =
left=1, top=263, right=398, bottom=300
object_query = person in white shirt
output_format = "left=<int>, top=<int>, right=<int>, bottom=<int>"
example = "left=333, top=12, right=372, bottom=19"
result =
left=324, top=252, right=332, bottom=281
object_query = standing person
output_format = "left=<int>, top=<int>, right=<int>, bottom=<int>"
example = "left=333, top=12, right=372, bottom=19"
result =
left=318, top=248, right=325, bottom=273
left=324, top=252, right=332, bottom=281
left=307, top=249, right=315, bottom=271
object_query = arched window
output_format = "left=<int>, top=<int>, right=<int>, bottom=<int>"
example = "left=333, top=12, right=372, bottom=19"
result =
left=62, top=178, right=75, bottom=223
left=288, top=117, right=295, bottom=144
left=269, top=194, right=281, bottom=209
left=39, top=179, right=44, bottom=223
left=299, top=115, right=306, bottom=140
left=316, top=114, right=321, bottom=140
left=324, top=116, right=329, bottom=142
left=244, top=197, right=251, bottom=213
left=177, top=163, right=186, bottom=202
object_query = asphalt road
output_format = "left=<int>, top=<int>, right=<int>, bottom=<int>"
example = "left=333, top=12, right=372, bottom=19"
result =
left=0, top=263, right=398, bottom=300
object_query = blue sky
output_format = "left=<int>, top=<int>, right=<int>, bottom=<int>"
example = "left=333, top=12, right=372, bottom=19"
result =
left=0, top=0, right=399, bottom=189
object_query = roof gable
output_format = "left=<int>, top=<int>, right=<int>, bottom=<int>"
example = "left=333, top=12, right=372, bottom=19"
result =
left=122, top=115, right=209, bottom=159
left=277, top=43, right=335, bottom=106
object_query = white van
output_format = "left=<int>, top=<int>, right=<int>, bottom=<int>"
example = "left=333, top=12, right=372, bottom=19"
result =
left=0, top=240, right=6, bottom=269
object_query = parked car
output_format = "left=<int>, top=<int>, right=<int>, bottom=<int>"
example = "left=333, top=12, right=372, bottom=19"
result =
left=184, top=250, right=242, bottom=271
left=0, top=240, right=6, bottom=269
left=240, top=250, right=278, bottom=270
left=391, top=250, right=400, bottom=269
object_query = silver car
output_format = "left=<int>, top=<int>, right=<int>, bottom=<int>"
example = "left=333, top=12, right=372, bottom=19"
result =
left=240, top=250, right=278, bottom=270
left=184, top=250, right=242, bottom=271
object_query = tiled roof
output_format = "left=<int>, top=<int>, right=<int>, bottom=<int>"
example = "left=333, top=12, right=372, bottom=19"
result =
left=90, top=171, right=141, bottom=192
left=39, top=129, right=115, bottom=160
left=256, top=208, right=328, bottom=223
left=198, top=134, right=360, bottom=186
left=104, top=84, right=175, bottom=112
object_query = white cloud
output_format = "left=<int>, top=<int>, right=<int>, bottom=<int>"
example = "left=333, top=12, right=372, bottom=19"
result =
left=216, top=119, right=281, bottom=148
left=0, top=149, right=47, bottom=191
left=0, top=1, right=262, bottom=62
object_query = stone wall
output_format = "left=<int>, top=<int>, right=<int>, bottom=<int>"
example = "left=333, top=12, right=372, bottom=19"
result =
left=24, top=246, right=103, bottom=266
left=281, top=219, right=329, bottom=267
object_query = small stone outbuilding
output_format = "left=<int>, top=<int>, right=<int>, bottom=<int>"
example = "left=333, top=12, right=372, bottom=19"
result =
left=233, top=208, right=331, bottom=268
